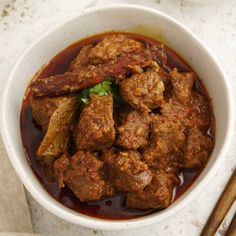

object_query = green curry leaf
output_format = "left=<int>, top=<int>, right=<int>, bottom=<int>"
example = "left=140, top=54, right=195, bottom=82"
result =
left=89, top=80, right=112, bottom=96
left=80, top=77, right=122, bottom=104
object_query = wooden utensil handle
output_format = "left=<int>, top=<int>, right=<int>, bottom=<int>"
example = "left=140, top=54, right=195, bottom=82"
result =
left=226, top=211, right=236, bottom=236
left=201, top=169, right=236, bottom=236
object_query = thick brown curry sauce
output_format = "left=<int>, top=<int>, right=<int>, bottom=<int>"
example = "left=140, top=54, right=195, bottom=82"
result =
left=20, top=32, right=213, bottom=220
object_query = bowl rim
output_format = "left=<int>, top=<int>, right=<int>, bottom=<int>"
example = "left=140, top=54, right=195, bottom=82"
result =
left=0, top=3, right=234, bottom=230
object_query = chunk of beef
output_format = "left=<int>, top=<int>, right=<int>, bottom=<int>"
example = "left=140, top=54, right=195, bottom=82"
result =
left=144, top=148, right=180, bottom=174
left=158, top=66, right=172, bottom=84
left=188, top=92, right=212, bottom=127
left=143, top=115, right=185, bottom=173
left=69, top=44, right=93, bottom=71
left=88, top=34, right=145, bottom=64
left=120, top=70, right=165, bottom=111
left=103, top=148, right=152, bottom=192
left=30, top=97, right=69, bottom=131
left=181, top=126, right=213, bottom=169
left=53, top=151, right=114, bottom=201
left=31, top=47, right=167, bottom=98
left=151, top=116, right=185, bottom=154
left=53, top=153, right=69, bottom=188
left=69, top=35, right=144, bottom=71
left=125, top=60, right=160, bottom=76
left=113, top=105, right=133, bottom=128
left=37, top=96, right=80, bottom=167
left=157, top=67, right=173, bottom=98
left=162, top=92, right=211, bottom=128
left=161, top=98, right=190, bottom=124
left=170, top=68, right=195, bottom=103
left=126, top=171, right=179, bottom=209
left=74, top=94, right=115, bottom=150
left=117, top=110, right=151, bottom=149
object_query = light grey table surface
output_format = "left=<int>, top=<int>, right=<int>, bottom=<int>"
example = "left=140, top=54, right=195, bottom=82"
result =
left=0, top=0, right=236, bottom=235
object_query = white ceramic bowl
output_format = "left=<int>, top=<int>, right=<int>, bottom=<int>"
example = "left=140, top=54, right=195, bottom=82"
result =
left=1, top=4, right=234, bottom=230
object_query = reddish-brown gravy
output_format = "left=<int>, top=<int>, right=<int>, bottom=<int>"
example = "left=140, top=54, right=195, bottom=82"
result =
left=20, top=32, right=211, bottom=220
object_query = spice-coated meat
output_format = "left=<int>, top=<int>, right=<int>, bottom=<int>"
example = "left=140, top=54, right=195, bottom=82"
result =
left=87, top=34, right=145, bottom=65
left=181, top=126, right=213, bottom=169
left=70, top=34, right=144, bottom=71
left=170, top=68, right=195, bottom=103
left=162, top=92, right=211, bottom=128
left=69, top=44, right=94, bottom=71
left=187, top=92, right=212, bottom=127
left=126, top=171, right=179, bottom=209
left=53, top=153, right=69, bottom=188
left=74, top=94, right=115, bottom=150
left=103, top=148, right=152, bottom=192
left=116, top=110, right=151, bottom=149
left=143, top=115, right=185, bottom=173
left=53, top=151, right=114, bottom=201
left=120, top=69, right=165, bottom=111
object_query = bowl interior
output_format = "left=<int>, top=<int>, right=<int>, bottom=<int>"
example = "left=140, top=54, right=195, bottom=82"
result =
left=1, top=5, right=232, bottom=230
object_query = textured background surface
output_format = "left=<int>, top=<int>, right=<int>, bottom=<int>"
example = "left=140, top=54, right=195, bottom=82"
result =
left=0, top=0, right=236, bottom=235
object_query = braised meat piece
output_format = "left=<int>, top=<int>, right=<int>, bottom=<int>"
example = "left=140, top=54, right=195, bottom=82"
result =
left=113, top=105, right=133, bottom=128
left=170, top=68, right=195, bottom=102
left=162, top=69, right=211, bottom=128
left=117, top=110, right=151, bottom=149
left=30, top=97, right=69, bottom=131
left=143, top=115, right=185, bottom=172
left=158, top=66, right=172, bottom=84
left=188, top=92, right=212, bottom=127
left=144, top=149, right=180, bottom=174
left=69, top=44, right=93, bottom=71
left=126, top=171, right=179, bottom=209
left=103, top=148, right=152, bottom=192
left=66, top=151, right=114, bottom=201
left=88, top=34, right=144, bottom=64
left=181, top=126, right=213, bottom=169
left=31, top=47, right=167, bottom=98
left=120, top=69, right=165, bottom=111
left=161, top=98, right=190, bottom=123
left=150, top=116, right=185, bottom=152
left=53, top=153, right=70, bottom=188
left=69, top=34, right=144, bottom=71
left=162, top=92, right=211, bottom=128
left=36, top=96, right=80, bottom=167
left=54, top=151, right=114, bottom=201
left=125, top=60, right=160, bottom=76
left=74, top=94, right=115, bottom=150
